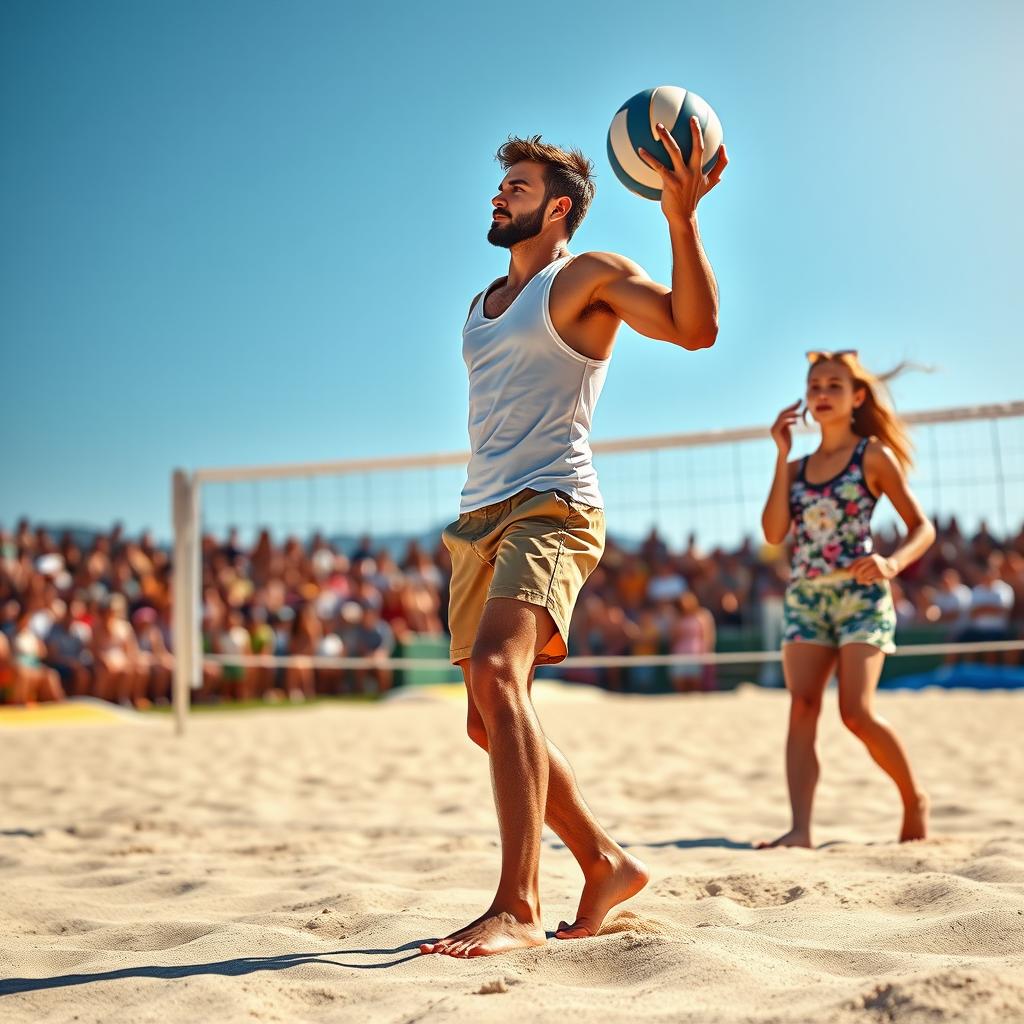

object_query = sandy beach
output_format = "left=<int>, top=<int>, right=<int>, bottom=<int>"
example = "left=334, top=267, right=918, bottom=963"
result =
left=2, top=686, right=1023, bottom=1023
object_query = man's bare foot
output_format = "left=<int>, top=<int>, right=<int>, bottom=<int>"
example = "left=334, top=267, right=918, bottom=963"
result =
left=900, top=791, right=929, bottom=842
left=419, top=910, right=546, bottom=958
left=554, top=851, right=649, bottom=939
left=756, top=828, right=812, bottom=849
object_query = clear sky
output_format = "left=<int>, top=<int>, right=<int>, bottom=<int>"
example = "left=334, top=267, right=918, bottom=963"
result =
left=2, top=0, right=1022, bottom=542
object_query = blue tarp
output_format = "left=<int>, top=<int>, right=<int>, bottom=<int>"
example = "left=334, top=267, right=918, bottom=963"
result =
left=883, top=663, right=1024, bottom=691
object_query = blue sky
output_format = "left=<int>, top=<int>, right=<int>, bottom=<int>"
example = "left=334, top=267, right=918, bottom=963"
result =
left=2, top=0, right=1022, bottom=542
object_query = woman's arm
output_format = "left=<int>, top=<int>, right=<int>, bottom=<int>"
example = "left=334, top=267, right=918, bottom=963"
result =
left=851, top=443, right=936, bottom=583
left=762, top=401, right=802, bottom=544
left=762, top=455, right=797, bottom=545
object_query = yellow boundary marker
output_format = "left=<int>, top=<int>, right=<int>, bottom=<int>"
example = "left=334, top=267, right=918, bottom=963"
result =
left=0, top=681, right=605, bottom=728
left=0, top=700, right=142, bottom=729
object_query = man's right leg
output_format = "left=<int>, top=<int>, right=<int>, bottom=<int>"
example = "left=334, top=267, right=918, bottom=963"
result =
left=461, top=659, right=649, bottom=939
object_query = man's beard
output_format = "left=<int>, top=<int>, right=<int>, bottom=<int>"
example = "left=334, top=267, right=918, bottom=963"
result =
left=487, top=201, right=547, bottom=248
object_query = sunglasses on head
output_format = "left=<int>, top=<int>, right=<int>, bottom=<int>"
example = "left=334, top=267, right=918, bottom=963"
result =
left=806, top=349, right=858, bottom=363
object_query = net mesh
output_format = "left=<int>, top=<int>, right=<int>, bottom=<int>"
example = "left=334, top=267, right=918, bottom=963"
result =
left=188, top=404, right=1024, bottom=696
left=198, top=409, right=1024, bottom=551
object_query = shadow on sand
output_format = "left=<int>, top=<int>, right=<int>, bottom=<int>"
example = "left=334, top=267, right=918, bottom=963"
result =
left=0, top=941, right=429, bottom=996
left=549, top=835, right=753, bottom=852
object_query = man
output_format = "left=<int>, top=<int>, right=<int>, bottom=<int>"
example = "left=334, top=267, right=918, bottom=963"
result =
left=420, top=120, right=727, bottom=957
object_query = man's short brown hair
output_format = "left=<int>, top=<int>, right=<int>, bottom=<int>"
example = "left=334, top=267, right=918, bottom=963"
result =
left=496, top=135, right=595, bottom=240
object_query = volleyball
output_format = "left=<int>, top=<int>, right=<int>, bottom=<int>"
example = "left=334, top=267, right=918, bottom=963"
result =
left=607, top=85, right=724, bottom=200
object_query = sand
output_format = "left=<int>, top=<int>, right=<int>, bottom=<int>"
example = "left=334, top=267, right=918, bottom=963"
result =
left=2, top=686, right=1023, bottom=1023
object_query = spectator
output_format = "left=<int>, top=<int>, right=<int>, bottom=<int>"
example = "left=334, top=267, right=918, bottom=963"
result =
left=0, top=631, right=15, bottom=702
left=614, top=554, right=648, bottom=616
left=217, top=606, right=257, bottom=702
left=961, top=554, right=1015, bottom=664
left=286, top=602, right=321, bottom=702
left=91, top=595, right=144, bottom=706
left=351, top=606, right=395, bottom=695
left=628, top=608, right=663, bottom=693
left=315, top=620, right=346, bottom=695
left=10, top=580, right=64, bottom=704
left=647, top=560, right=687, bottom=604
left=46, top=598, right=94, bottom=697
left=669, top=592, right=716, bottom=693
left=134, top=604, right=173, bottom=704
left=928, top=568, right=972, bottom=633
left=2, top=511, right=1022, bottom=704
left=890, top=580, right=918, bottom=629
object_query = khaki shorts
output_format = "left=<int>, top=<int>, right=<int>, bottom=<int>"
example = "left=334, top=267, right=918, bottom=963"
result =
left=442, top=488, right=606, bottom=665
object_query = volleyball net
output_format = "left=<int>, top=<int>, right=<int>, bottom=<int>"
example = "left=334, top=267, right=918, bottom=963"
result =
left=171, top=400, right=1024, bottom=730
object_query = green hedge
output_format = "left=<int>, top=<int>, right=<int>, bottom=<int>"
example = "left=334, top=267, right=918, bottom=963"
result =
left=394, top=635, right=461, bottom=686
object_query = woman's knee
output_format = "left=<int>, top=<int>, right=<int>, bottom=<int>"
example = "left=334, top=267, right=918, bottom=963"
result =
left=789, top=689, right=823, bottom=721
left=840, top=702, right=873, bottom=736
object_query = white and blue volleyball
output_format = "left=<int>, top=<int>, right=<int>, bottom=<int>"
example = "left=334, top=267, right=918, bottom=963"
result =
left=607, top=86, right=724, bottom=201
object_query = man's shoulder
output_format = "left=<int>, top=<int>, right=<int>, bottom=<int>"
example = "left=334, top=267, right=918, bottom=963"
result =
left=464, top=287, right=487, bottom=323
left=572, top=250, right=645, bottom=279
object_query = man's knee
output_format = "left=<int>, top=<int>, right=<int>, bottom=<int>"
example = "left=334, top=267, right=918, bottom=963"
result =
left=468, top=647, right=526, bottom=719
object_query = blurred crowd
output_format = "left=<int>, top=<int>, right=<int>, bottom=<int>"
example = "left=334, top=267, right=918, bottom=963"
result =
left=563, top=518, right=1024, bottom=691
left=2, top=514, right=1021, bottom=705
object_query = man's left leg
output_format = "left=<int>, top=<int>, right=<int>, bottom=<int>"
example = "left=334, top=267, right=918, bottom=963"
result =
left=420, top=597, right=556, bottom=958
left=461, top=663, right=648, bottom=939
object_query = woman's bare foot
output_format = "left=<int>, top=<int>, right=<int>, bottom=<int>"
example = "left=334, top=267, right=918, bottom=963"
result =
left=419, top=909, right=546, bottom=958
left=756, top=828, right=812, bottom=849
left=554, top=851, right=649, bottom=939
left=900, top=791, right=929, bottom=842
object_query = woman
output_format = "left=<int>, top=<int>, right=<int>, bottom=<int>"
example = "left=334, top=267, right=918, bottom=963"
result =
left=758, top=351, right=934, bottom=847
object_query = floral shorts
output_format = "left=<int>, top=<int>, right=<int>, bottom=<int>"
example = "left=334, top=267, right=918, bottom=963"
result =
left=783, top=576, right=896, bottom=653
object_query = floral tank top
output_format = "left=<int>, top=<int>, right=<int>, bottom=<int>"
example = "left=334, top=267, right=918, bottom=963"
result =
left=789, top=437, right=877, bottom=581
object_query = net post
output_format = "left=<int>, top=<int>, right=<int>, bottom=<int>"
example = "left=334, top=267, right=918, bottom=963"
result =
left=172, top=469, right=199, bottom=736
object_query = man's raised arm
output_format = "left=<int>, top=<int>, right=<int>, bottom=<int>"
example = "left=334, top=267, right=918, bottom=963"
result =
left=594, top=117, right=727, bottom=351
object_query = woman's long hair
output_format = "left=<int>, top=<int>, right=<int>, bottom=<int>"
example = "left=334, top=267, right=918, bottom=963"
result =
left=809, top=354, right=918, bottom=471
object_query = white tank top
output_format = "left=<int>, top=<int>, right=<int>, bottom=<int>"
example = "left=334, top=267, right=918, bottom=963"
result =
left=460, top=255, right=609, bottom=513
